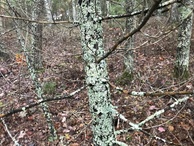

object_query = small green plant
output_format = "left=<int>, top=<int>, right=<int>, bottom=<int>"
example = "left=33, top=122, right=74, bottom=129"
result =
left=116, top=71, right=133, bottom=85
left=43, top=81, right=57, bottom=95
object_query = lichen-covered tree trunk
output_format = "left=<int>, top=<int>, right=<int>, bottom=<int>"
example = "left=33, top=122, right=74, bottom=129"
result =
left=174, top=0, right=193, bottom=79
left=8, top=0, right=57, bottom=141
left=31, top=0, right=44, bottom=69
left=78, top=0, right=116, bottom=145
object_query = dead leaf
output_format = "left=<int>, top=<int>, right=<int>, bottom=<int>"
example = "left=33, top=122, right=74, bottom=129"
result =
left=19, top=111, right=27, bottom=118
left=62, top=116, right=66, bottom=123
left=63, top=129, right=70, bottom=133
left=0, top=92, right=5, bottom=98
left=70, top=143, right=80, bottom=146
left=15, top=53, right=26, bottom=65
left=79, top=123, right=84, bottom=128
left=159, top=56, right=164, bottom=61
left=189, top=120, right=194, bottom=128
left=168, top=125, right=174, bottom=132
left=181, top=122, right=190, bottom=130
left=186, top=83, right=193, bottom=90
left=149, top=105, right=158, bottom=111
left=158, top=127, right=165, bottom=132
left=65, top=133, right=70, bottom=140
left=0, top=67, right=8, bottom=75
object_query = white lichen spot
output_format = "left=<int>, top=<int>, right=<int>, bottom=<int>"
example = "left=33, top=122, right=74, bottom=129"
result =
left=131, top=91, right=145, bottom=96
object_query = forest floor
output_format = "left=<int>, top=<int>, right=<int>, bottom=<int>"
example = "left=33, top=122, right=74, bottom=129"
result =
left=0, top=17, right=194, bottom=146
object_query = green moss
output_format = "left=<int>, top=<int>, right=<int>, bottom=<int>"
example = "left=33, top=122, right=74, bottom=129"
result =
left=174, top=66, right=189, bottom=80
left=116, top=71, right=133, bottom=85
left=43, top=81, right=57, bottom=95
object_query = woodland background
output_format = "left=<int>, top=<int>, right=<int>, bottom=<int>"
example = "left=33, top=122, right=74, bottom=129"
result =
left=0, top=0, right=194, bottom=145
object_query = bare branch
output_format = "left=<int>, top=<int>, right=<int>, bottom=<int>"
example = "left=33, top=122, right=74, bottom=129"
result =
left=115, top=96, right=189, bottom=131
left=0, top=14, right=72, bottom=24
left=102, top=0, right=180, bottom=21
left=97, top=0, right=163, bottom=63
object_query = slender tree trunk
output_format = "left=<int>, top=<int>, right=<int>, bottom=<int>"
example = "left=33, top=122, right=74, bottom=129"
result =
left=100, top=0, right=108, bottom=16
left=44, top=0, right=52, bottom=23
left=78, top=0, right=116, bottom=145
left=72, top=0, right=78, bottom=22
left=8, top=0, right=57, bottom=141
left=119, top=0, right=136, bottom=84
left=0, top=0, right=3, bottom=31
left=169, top=3, right=179, bottom=23
left=31, top=0, right=44, bottom=69
left=174, top=1, right=193, bottom=79
left=106, top=1, right=110, bottom=16
left=68, top=3, right=72, bottom=22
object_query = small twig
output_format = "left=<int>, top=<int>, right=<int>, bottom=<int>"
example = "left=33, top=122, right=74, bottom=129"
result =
left=141, top=129, right=174, bottom=145
left=1, top=118, right=21, bottom=146
left=0, top=14, right=73, bottom=24
left=187, top=130, right=194, bottom=145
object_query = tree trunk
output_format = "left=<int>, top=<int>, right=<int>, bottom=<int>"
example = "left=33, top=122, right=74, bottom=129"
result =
left=0, top=0, right=2, bottom=30
left=31, top=0, right=44, bottom=69
left=72, top=0, right=78, bottom=22
left=44, top=0, right=52, bottom=23
left=106, top=1, right=110, bottom=16
left=169, top=3, right=179, bottom=23
left=119, top=0, right=136, bottom=84
left=100, top=0, right=108, bottom=16
left=174, top=1, right=193, bottom=79
left=78, top=0, right=116, bottom=145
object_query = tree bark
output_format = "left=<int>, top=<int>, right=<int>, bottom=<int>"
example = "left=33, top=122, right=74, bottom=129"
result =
left=174, top=0, right=193, bottom=79
left=72, top=0, right=78, bottom=22
left=31, top=0, right=44, bottom=69
left=44, top=0, right=52, bottom=23
left=100, top=0, right=108, bottom=16
left=79, top=0, right=116, bottom=145
left=118, top=0, right=136, bottom=84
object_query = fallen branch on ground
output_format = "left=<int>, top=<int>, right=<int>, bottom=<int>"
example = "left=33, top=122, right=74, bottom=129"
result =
left=0, top=86, right=86, bottom=118
left=109, top=82, right=194, bottom=97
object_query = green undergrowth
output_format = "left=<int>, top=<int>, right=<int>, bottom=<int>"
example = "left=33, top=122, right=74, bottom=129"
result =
left=43, top=81, right=57, bottom=95
left=116, top=71, right=133, bottom=85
